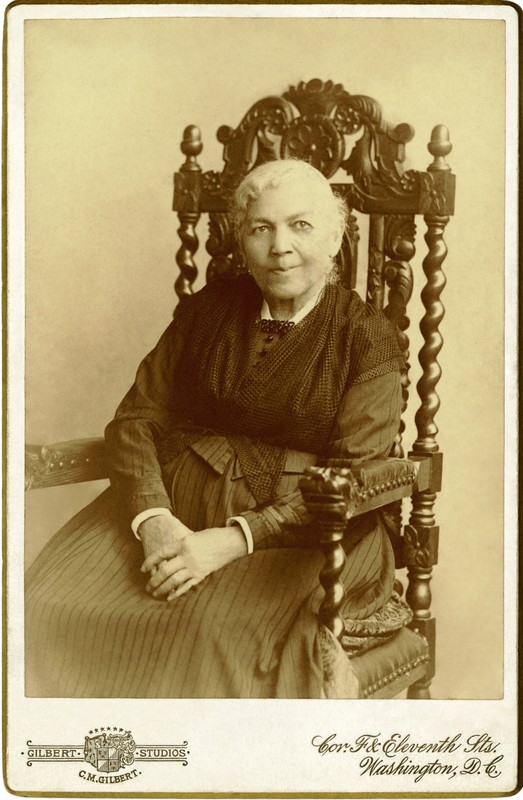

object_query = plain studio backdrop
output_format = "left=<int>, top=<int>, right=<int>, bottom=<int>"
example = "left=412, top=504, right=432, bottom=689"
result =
left=23, top=15, right=506, bottom=700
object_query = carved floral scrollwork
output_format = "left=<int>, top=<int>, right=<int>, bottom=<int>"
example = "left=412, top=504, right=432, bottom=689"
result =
left=346, top=211, right=359, bottom=241
left=206, top=212, right=231, bottom=255
left=207, top=79, right=419, bottom=205
left=281, top=116, right=342, bottom=177
left=400, top=170, right=419, bottom=194
left=339, top=95, right=415, bottom=201
left=337, top=212, right=359, bottom=288
left=344, top=130, right=410, bottom=198
left=333, top=103, right=362, bottom=135
left=381, top=502, right=402, bottom=539
left=381, top=500, right=406, bottom=567
left=202, top=170, right=224, bottom=196
left=382, top=215, right=416, bottom=456
left=335, top=94, right=383, bottom=136
left=419, top=173, right=446, bottom=215
left=218, top=97, right=292, bottom=185
left=299, top=465, right=363, bottom=523
left=384, top=261, right=414, bottom=308
left=384, top=257, right=413, bottom=352
left=25, top=447, right=51, bottom=490
left=403, top=525, right=437, bottom=569
left=173, top=171, right=201, bottom=215
left=384, top=214, right=416, bottom=262
left=367, top=244, right=384, bottom=306
left=284, top=79, right=349, bottom=116
left=25, top=439, right=107, bottom=490
left=206, top=212, right=245, bottom=282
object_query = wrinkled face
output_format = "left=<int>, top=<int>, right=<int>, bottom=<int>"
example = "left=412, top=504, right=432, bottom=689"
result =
left=240, top=178, right=342, bottom=312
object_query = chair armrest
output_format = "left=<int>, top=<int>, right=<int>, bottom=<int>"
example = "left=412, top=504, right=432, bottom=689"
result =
left=299, top=457, right=426, bottom=522
left=25, top=438, right=108, bottom=490
left=298, top=457, right=432, bottom=641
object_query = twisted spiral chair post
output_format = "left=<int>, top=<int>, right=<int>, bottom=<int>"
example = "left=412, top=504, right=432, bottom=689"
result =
left=407, top=125, right=453, bottom=699
left=299, top=468, right=363, bottom=640
left=173, top=125, right=202, bottom=301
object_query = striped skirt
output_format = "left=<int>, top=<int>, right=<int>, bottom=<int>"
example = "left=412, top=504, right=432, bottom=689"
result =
left=25, top=443, right=394, bottom=698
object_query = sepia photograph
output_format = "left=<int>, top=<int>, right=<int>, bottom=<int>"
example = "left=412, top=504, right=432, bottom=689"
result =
left=5, top=2, right=518, bottom=795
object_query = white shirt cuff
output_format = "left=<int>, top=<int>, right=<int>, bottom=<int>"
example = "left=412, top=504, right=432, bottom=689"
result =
left=131, top=507, right=174, bottom=540
left=227, top=516, right=254, bottom=555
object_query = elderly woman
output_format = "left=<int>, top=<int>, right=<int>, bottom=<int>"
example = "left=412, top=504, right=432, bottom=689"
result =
left=25, top=159, right=403, bottom=698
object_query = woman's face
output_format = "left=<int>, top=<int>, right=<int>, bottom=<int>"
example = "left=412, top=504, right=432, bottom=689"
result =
left=241, top=178, right=341, bottom=314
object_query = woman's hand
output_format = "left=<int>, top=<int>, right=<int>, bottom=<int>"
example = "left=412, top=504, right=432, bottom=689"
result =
left=139, top=514, right=193, bottom=562
left=141, top=526, right=248, bottom=600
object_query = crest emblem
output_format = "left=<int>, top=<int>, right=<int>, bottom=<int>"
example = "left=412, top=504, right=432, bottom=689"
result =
left=84, top=729, right=136, bottom=773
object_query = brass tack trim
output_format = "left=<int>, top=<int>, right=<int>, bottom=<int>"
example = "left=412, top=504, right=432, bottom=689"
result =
left=362, top=653, right=430, bottom=697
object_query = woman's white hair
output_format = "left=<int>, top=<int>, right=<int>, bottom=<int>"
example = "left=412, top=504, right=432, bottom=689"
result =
left=230, top=159, right=348, bottom=245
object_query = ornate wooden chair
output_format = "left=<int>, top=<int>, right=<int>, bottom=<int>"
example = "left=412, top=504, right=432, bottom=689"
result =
left=26, top=79, right=455, bottom=699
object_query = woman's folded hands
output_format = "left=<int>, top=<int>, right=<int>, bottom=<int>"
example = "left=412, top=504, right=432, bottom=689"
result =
left=139, top=516, right=248, bottom=600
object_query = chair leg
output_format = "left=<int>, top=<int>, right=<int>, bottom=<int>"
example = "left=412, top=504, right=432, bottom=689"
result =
left=406, top=611, right=435, bottom=699
left=407, top=676, right=432, bottom=699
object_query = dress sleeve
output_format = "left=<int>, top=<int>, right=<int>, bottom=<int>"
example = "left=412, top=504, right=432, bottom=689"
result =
left=240, top=371, right=402, bottom=550
left=104, top=301, right=194, bottom=521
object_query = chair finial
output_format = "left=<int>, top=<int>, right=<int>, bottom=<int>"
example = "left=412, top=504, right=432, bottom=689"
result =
left=180, top=125, right=202, bottom=171
left=427, top=125, right=452, bottom=172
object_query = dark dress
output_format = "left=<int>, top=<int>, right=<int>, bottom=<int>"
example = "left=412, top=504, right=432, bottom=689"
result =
left=25, top=278, right=402, bottom=698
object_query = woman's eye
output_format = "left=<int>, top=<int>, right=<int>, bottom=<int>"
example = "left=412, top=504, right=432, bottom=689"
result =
left=253, top=225, right=269, bottom=234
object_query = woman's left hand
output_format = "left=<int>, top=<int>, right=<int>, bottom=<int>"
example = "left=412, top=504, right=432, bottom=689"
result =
left=142, top=526, right=248, bottom=600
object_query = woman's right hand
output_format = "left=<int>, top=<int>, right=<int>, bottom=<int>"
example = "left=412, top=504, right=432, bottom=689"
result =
left=138, top=514, right=193, bottom=565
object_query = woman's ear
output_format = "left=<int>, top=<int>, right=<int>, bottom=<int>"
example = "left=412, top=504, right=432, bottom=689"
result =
left=329, top=224, right=344, bottom=258
left=237, top=238, right=247, bottom=263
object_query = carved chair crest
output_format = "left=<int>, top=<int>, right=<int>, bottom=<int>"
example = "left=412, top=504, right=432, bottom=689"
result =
left=173, top=78, right=454, bottom=302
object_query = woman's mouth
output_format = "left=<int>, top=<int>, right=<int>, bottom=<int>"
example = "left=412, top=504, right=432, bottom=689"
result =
left=270, top=265, right=298, bottom=273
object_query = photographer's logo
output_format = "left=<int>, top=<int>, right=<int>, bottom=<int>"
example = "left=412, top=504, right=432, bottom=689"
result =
left=23, top=726, right=189, bottom=784
left=84, top=729, right=135, bottom=773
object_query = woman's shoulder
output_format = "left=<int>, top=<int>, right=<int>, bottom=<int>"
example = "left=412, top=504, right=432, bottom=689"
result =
left=176, top=274, right=260, bottom=315
left=332, top=284, right=393, bottom=331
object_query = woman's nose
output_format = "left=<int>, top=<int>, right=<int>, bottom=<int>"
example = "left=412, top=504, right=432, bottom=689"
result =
left=270, top=226, right=293, bottom=255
